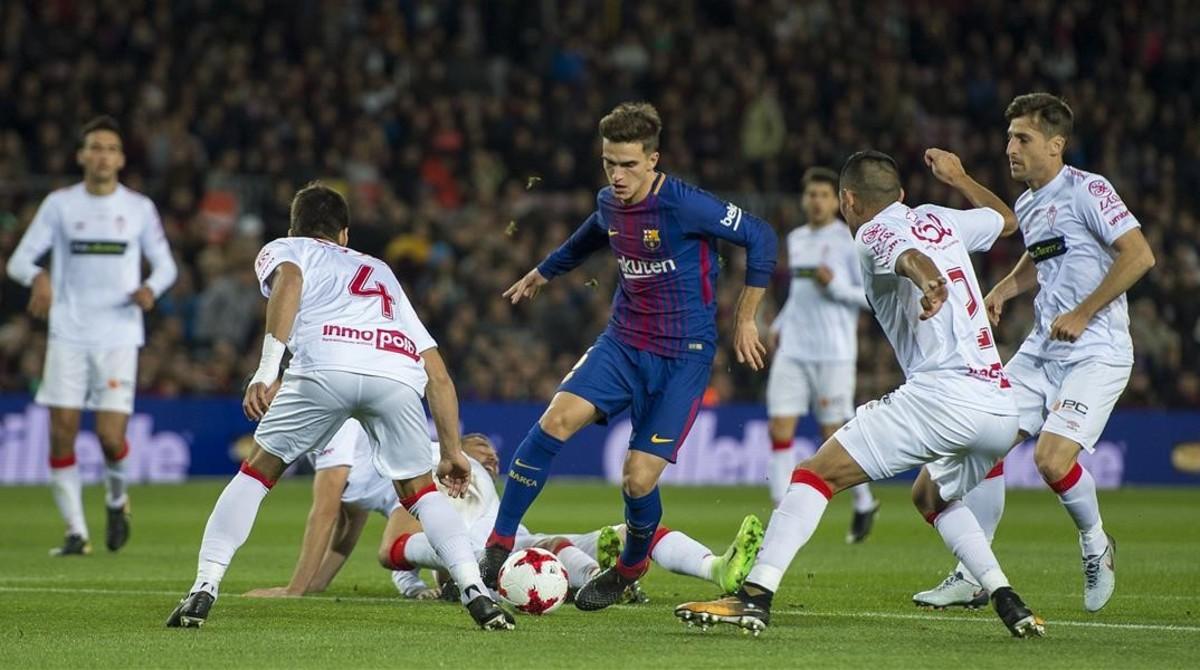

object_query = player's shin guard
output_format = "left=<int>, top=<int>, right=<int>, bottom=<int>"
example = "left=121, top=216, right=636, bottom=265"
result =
left=49, top=455, right=88, bottom=539
left=405, top=484, right=487, bottom=604
left=929, top=501, right=1009, bottom=594
left=491, top=425, right=563, bottom=546
left=1049, top=462, right=1107, bottom=556
left=745, top=469, right=832, bottom=592
left=190, top=464, right=274, bottom=596
left=104, top=441, right=130, bottom=508
left=954, top=461, right=1006, bottom=583
left=617, top=487, right=662, bottom=578
left=767, top=438, right=795, bottom=504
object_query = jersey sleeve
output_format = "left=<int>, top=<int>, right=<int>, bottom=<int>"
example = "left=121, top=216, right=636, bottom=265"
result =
left=824, top=236, right=870, bottom=309
left=311, top=420, right=360, bottom=470
left=536, top=211, right=609, bottom=280
left=138, top=198, right=178, bottom=298
left=855, top=219, right=919, bottom=276
left=393, top=286, right=437, bottom=353
left=917, top=204, right=1004, bottom=253
left=676, top=187, right=777, bottom=287
left=7, top=193, right=59, bottom=286
left=254, top=239, right=302, bottom=297
left=1077, top=177, right=1141, bottom=245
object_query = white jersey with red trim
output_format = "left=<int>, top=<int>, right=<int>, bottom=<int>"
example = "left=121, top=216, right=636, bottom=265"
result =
left=7, top=182, right=177, bottom=349
left=1014, top=166, right=1140, bottom=365
left=254, top=237, right=435, bottom=394
left=854, top=202, right=1015, bottom=414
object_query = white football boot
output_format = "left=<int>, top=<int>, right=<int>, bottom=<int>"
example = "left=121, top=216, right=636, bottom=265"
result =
left=913, top=571, right=989, bottom=609
left=1082, top=533, right=1116, bottom=612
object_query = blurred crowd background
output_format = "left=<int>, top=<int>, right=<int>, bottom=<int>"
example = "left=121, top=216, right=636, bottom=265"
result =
left=0, top=0, right=1197, bottom=407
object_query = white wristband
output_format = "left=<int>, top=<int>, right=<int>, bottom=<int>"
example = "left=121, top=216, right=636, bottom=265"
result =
left=249, top=333, right=287, bottom=387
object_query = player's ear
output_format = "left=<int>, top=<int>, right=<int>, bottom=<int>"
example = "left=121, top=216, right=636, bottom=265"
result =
left=898, top=187, right=906, bottom=204
left=338, top=228, right=349, bottom=246
left=1048, top=135, right=1066, bottom=157
left=647, top=150, right=659, bottom=170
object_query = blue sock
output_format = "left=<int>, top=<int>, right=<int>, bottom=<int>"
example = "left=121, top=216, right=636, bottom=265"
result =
left=490, top=425, right=564, bottom=544
left=617, top=487, right=662, bottom=576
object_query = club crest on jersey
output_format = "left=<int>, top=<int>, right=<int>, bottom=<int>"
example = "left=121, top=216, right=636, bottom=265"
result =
left=911, top=212, right=952, bottom=244
left=642, top=228, right=662, bottom=251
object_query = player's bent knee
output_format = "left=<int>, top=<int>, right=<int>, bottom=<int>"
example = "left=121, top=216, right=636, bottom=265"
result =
left=1034, top=435, right=1081, bottom=483
left=245, top=446, right=288, bottom=483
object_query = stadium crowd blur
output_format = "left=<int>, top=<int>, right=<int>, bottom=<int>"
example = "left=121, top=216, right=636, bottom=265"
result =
left=1, top=0, right=1197, bottom=408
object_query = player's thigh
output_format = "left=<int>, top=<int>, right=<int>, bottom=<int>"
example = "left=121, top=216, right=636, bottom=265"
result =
left=812, top=361, right=856, bottom=426
left=924, top=410, right=1019, bottom=502
left=83, top=347, right=137, bottom=414
left=1004, top=352, right=1053, bottom=440
left=254, top=371, right=352, bottom=465
left=832, top=388, right=932, bottom=483
left=766, top=355, right=810, bottom=419
left=35, top=341, right=89, bottom=410
left=1041, top=359, right=1132, bottom=454
left=796, top=437, right=871, bottom=493
left=628, top=357, right=710, bottom=463
left=357, top=377, right=434, bottom=481
left=556, top=335, right=637, bottom=425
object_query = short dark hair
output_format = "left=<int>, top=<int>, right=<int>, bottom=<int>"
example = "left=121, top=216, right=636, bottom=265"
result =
left=1005, top=93, right=1073, bottom=141
left=839, top=151, right=902, bottom=209
left=599, top=102, right=662, bottom=153
left=802, top=166, right=839, bottom=192
left=289, top=181, right=349, bottom=239
left=79, top=115, right=121, bottom=146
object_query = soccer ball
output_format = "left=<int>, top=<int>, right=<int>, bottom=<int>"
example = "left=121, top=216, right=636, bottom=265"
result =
left=496, top=548, right=570, bottom=615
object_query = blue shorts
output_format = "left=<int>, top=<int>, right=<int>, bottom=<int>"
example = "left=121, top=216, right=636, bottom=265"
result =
left=559, top=333, right=710, bottom=462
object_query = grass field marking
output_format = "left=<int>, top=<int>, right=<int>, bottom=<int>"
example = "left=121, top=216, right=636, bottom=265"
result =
left=2, top=585, right=1197, bottom=633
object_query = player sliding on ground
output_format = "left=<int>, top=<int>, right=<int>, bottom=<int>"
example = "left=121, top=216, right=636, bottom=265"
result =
left=165, top=183, right=513, bottom=631
left=676, top=150, right=1046, bottom=638
left=913, top=93, right=1154, bottom=612
left=478, top=102, right=778, bottom=611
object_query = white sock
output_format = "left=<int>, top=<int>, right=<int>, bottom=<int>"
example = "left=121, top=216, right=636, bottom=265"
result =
left=1052, top=464, right=1107, bottom=556
left=190, top=471, right=271, bottom=597
left=391, top=569, right=430, bottom=598
left=767, top=440, right=796, bottom=504
left=400, top=533, right=442, bottom=569
left=562, top=530, right=602, bottom=559
left=745, top=475, right=831, bottom=592
left=933, top=501, right=1009, bottom=594
left=850, top=483, right=877, bottom=513
left=50, top=462, right=88, bottom=540
left=554, top=545, right=599, bottom=588
left=105, top=450, right=129, bottom=508
left=650, top=530, right=714, bottom=581
left=955, top=472, right=1006, bottom=584
left=408, top=489, right=487, bottom=605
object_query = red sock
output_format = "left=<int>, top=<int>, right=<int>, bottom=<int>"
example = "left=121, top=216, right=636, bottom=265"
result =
left=771, top=438, right=793, bottom=452
left=387, top=533, right=415, bottom=571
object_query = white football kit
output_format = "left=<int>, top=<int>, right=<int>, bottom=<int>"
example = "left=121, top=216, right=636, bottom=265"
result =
left=1007, top=166, right=1138, bottom=451
left=767, top=221, right=867, bottom=423
left=253, top=237, right=437, bottom=480
left=834, top=203, right=1018, bottom=500
left=7, top=183, right=177, bottom=413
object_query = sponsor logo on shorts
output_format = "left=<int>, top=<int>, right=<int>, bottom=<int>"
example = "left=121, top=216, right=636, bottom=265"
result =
left=649, top=434, right=674, bottom=444
left=321, top=324, right=421, bottom=362
left=1053, top=398, right=1089, bottom=415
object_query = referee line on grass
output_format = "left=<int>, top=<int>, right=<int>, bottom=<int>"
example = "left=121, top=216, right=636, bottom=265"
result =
left=1, top=585, right=1197, bottom=633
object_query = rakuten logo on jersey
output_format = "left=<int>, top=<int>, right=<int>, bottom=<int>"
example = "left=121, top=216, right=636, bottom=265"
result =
left=617, top=255, right=677, bottom=279
left=322, top=324, right=420, bottom=361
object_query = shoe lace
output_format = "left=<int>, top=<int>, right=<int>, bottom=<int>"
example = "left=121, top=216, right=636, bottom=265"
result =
left=934, top=572, right=961, bottom=592
left=1083, top=556, right=1101, bottom=589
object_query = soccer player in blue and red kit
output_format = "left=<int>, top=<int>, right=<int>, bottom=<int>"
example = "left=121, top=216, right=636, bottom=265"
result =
left=479, top=102, right=778, bottom=611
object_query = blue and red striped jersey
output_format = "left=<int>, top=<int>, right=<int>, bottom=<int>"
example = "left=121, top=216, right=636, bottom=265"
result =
left=537, top=173, right=777, bottom=361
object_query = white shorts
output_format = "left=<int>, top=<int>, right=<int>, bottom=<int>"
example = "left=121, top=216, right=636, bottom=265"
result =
left=256, top=370, right=432, bottom=480
left=1004, top=353, right=1131, bottom=453
left=766, top=357, right=855, bottom=424
left=835, top=382, right=1019, bottom=501
left=36, top=341, right=137, bottom=414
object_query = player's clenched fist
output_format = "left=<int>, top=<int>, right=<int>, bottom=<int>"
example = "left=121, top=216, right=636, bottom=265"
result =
left=924, top=148, right=967, bottom=187
left=503, top=268, right=548, bottom=305
left=918, top=276, right=949, bottom=320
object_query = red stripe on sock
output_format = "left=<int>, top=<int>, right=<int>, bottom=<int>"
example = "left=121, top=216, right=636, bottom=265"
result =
left=112, top=440, right=130, bottom=462
left=487, top=530, right=515, bottom=552
left=985, top=460, right=1005, bottom=479
left=771, top=438, right=793, bottom=452
left=1049, top=462, right=1083, bottom=494
left=648, top=526, right=673, bottom=553
left=49, top=454, right=76, bottom=469
left=615, top=557, right=650, bottom=580
left=400, top=482, right=438, bottom=510
left=548, top=538, right=574, bottom=554
left=924, top=511, right=940, bottom=525
left=789, top=468, right=833, bottom=500
left=388, top=533, right=415, bottom=571
left=239, top=461, right=276, bottom=489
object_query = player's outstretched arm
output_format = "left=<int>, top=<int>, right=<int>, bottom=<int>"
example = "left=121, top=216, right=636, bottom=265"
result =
left=984, top=252, right=1037, bottom=326
left=244, top=262, right=303, bottom=420
left=503, top=268, right=549, bottom=305
left=513, top=211, right=608, bottom=304
left=895, top=249, right=949, bottom=321
left=1050, top=228, right=1155, bottom=342
left=309, top=506, right=370, bottom=593
left=925, top=148, right=1018, bottom=236
left=421, top=347, right=471, bottom=497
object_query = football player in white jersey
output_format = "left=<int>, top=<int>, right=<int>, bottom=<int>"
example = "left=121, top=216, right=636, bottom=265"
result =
left=166, top=183, right=513, bottom=631
left=767, top=167, right=878, bottom=542
left=7, top=116, right=177, bottom=557
left=676, top=150, right=1047, bottom=638
left=914, top=94, right=1155, bottom=613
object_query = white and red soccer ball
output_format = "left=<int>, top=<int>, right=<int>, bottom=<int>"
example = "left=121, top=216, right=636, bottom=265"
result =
left=496, top=548, right=569, bottom=615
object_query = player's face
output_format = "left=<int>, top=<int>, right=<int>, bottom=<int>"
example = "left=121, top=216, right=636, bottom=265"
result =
left=602, top=140, right=659, bottom=204
left=1006, top=116, right=1062, bottom=183
left=463, top=437, right=499, bottom=479
left=802, top=183, right=838, bottom=225
left=76, top=130, right=125, bottom=182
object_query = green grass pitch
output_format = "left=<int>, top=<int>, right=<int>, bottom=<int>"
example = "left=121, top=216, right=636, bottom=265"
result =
left=1, top=481, right=1197, bottom=668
